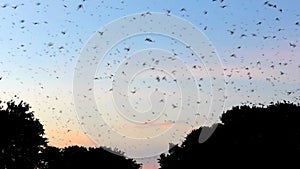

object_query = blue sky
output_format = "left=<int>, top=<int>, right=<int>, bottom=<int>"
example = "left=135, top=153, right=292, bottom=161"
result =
left=0, top=0, right=300, bottom=168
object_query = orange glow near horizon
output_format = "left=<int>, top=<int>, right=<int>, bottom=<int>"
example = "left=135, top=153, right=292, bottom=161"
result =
left=46, top=127, right=96, bottom=148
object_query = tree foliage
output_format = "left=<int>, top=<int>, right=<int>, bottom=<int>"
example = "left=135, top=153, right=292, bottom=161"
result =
left=0, top=100, right=47, bottom=169
left=41, top=146, right=141, bottom=169
left=0, top=100, right=141, bottom=169
left=159, top=102, right=300, bottom=169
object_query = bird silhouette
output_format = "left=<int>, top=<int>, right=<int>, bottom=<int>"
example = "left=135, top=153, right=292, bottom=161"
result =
left=77, top=4, right=83, bottom=10
left=145, top=38, right=154, bottom=43
left=289, top=43, right=296, bottom=48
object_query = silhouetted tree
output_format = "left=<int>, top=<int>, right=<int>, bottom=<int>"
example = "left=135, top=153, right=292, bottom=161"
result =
left=0, top=100, right=47, bottom=169
left=42, top=145, right=141, bottom=169
left=40, top=146, right=63, bottom=169
left=0, top=99, right=141, bottom=169
left=159, top=102, right=300, bottom=169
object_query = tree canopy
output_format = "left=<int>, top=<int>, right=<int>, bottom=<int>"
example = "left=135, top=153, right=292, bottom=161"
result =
left=0, top=100, right=47, bottom=169
left=0, top=100, right=141, bottom=169
left=159, top=102, right=300, bottom=169
left=2, top=99, right=299, bottom=169
left=41, top=145, right=141, bottom=169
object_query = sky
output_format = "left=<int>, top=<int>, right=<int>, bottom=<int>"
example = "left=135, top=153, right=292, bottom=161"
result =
left=0, top=0, right=300, bottom=168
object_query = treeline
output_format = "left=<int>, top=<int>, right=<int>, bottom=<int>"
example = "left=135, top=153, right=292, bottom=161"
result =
left=1, top=99, right=300, bottom=169
left=41, top=146, right=141, bottom=169
left=0, top=100, right=141, bottom=169
left=158, top=101, right=300, bottom=169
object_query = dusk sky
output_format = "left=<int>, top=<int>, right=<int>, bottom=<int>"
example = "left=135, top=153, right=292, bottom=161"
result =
left=0, top=0, right=299, bottom=168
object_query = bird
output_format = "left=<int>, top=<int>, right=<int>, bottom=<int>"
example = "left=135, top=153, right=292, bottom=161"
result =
left=1, top=4, right=8, bottom=8
left=263, top=36, right=268, bottom=39
left=11, top=5, right=18, bottom=9
left=180, top=8, right=186, bottom=12
left=227, top=29, right=234, bottom=35
left=230, top=54, right=237, bottom=58
left=171, top=104, right=178, bottom=109
left=156, top=76, right=160, bottom=82
left=97, top=31, right=104, bottom=35
left=289, top=43, right=296, bottom=48
left=240, top=34, right=247, bottom=38
left=145, top=38, right=154, bottom=43
left=77, top=4, right=83, bottom=10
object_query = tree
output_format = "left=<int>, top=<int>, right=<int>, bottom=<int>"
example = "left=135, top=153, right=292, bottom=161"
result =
left=158, top=102, right=300, bottom=169
left=0, top=100, right=47, bottom=169
left=0, top=99, right=141, bottom=169
left=39, top=146, right=63, bottom=169
left=41, top=145, right=142, bottom=169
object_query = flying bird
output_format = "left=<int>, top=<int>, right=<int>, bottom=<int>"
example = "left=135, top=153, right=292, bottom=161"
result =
left=1, top=4, right=8, bottom=8
left=145, top=38, right=154, bottom=43
left=171, top=104, right=178, bottom=109
left=289, top=43, right=296, bottom=48
left=227, top=29, right=234, bottom=35
left=98, top=31, right=104, bottom=35
left=77, top=4, right=83, bottom=10
left=180, top=8, right=186, bottom=12
left=240, top=34, right=247, bottom=38
left=156, top=76, right=160, bottom=82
